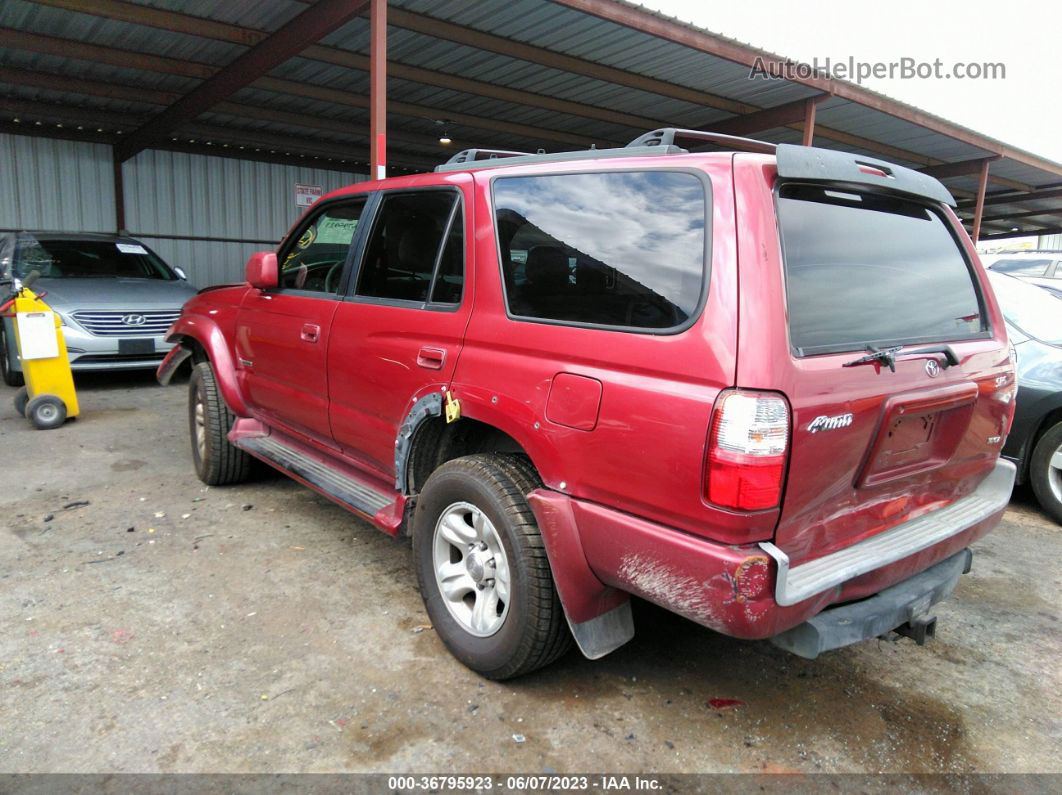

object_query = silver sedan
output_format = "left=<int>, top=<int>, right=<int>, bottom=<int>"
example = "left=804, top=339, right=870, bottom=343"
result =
left=0, top=232, right=198, bottom=384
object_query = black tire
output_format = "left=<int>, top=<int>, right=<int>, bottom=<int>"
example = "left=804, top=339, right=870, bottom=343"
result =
left=13, top=386, right=29, bottom=417
left=1029, top=420, right=1062, bottom=525
left=25, top=394, right=66, bottom=430
left=188, top=361, right=254, bottom=486
left=412, top=453, right=571, bottom=679
left=1, top=326, right=24, bottom=387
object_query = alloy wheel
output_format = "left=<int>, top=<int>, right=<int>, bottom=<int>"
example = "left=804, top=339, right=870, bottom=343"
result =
left=1049, top=444, right=1062, bottom=503
left=432, top=501, right=512, bottom=637
left=193, top=387, right=207, bottom=461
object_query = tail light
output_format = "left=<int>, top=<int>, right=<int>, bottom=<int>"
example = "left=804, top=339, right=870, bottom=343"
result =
left=706, top=391, right=790, bottom=511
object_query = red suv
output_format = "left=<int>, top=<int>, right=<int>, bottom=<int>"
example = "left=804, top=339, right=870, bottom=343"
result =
left=159, top=129, right=1017, bottom=679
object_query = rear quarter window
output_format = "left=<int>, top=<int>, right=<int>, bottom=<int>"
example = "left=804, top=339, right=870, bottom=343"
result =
left=777, top=185, right=985, bottom=355
left=492, top=170, right=708, bottom=331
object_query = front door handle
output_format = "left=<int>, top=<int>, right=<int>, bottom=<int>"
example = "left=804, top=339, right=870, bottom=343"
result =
left=301, top=323, right=320, bottom=343
left=417, top=346, right=446, bottom=369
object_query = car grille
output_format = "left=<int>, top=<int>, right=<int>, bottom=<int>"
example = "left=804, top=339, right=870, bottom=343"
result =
left=71, top=310, right=180, bottom=337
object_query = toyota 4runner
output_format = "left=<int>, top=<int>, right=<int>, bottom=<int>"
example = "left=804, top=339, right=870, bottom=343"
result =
left=158, top=129, right=1017, bottom=679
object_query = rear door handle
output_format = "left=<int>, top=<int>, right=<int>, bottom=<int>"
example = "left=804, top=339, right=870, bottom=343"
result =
left=417, top=346, right=446, bottom=369
left=301, top=323, right=320, bottom=343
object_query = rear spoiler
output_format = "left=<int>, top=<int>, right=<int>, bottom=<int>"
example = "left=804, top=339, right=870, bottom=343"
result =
left=776, top=143, right=956, bottom=207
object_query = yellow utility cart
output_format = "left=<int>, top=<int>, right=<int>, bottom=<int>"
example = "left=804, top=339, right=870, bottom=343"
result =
left=1, top=272, right=79, bottom=429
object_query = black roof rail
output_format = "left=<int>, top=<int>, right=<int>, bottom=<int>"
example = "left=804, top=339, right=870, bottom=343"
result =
left=442, top=148, right=530, bottom=166
left=627, top=127, right=777, bottom=155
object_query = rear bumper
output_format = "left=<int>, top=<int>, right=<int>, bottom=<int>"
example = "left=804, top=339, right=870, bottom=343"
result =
left=760, top=458, right=1015, bottom=606
left=769, top=548, right=972, bottom=659
left=564, top=458, right=1012, bottom=641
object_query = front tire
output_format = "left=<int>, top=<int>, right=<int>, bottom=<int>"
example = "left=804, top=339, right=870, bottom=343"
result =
left=1030, top=420, right=1062, bottom=524
left=188, top=361, right=254, bottom=485
left=0, top=326, right=24, bottom=387
left=13, top=386, right=29, bottom=417
left=412, top=454, right=571, bottom=679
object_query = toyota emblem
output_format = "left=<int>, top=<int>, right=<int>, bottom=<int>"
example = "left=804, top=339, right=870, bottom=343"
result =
left=122, top=314, right=147, bottom=326
left=924, top=359, right=941, bottom=378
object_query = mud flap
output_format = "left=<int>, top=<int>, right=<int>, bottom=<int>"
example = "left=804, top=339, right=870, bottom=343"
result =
left=770, top=548, right=973, bottom=659
left=567, top=601, right=635, bottom=660
left=527, top=489, right=634, bottom=660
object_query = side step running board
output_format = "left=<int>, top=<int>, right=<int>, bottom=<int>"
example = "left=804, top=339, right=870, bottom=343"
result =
left=235, top=434, right=392, bottom=519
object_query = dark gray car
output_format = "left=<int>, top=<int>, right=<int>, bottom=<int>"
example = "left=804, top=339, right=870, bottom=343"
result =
left=990, top=270, right=1062, bottom=523
left=0, top=232, right=197, bottom=385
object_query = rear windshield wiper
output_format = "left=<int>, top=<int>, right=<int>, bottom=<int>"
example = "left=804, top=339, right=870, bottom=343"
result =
left=843, top=343, right=960, bottom=373
left=843, top=344, right=903, bottom=372
left=898, top=344, right=959, bottom=369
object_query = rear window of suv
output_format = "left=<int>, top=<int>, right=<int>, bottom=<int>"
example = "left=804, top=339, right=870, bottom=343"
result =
left=492, top=170, right=707, bottom=331
left=777, top=185, right=985, bottom=355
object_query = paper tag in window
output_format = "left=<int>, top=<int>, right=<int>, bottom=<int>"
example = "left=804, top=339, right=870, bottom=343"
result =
left=16, top=311, right=59, bottom=360
left=116, top=243, right=148, bottom=255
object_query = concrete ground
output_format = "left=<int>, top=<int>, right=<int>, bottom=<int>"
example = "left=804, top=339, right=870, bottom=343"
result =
left=1, top=372, right=1060, bottom=775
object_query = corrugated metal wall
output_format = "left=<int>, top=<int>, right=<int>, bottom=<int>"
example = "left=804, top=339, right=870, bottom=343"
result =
left=0, top=133, right=366, bottom=287
left=0, top=133, right=116, bottom=233
left=123, top=150, right=366, bottom=286
left=1038, top=233, right=1061, bottom=249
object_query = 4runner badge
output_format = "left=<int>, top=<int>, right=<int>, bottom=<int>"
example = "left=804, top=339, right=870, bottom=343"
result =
left=807, top=413, right=854, bottom=433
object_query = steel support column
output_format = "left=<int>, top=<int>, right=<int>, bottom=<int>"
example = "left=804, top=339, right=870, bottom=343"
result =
left=112, top=146, right=125, bottom=233
left=802, top=97, right=817, bottom=147
left=707, top=96, right=823, bottom=137
left=370, top=0, right=387, bottom=181
left=971, top=159, right=991, bottom=242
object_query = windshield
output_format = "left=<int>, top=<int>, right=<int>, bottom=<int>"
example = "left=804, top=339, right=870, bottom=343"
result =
left=14, top=238, right=176, bottom=280
left=988, top=271, right=1062, bottom=345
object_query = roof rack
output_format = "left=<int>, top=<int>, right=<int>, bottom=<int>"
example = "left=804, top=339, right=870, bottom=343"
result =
left=442, top=148, right=531, bottom=165
left=627, top=128, right=777, bottom=155
left=434, top=144, right=682, bottom=172
left=432, top=127, right=775, bottom=173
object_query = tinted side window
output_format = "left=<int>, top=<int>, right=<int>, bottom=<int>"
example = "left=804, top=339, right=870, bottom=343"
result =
left=493, top=171, right=707, bottom=330
left=280, top=200, right=365, bottom=293
left=357, top=191, right=458, bottom=302
left=430, top=206, right=464, bottom=304
left=990, top=258, right=1052, bottom=277
left=778, top=185, right=984, bottom=354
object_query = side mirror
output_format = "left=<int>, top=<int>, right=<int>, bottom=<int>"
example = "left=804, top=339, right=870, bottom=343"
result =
left=173, top=266, right=188, bottom=280
left=245, top=251, right=278, bottom=289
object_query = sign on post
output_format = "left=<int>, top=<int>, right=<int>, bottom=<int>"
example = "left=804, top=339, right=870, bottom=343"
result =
left=295, top=183, right=323, bottom=209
